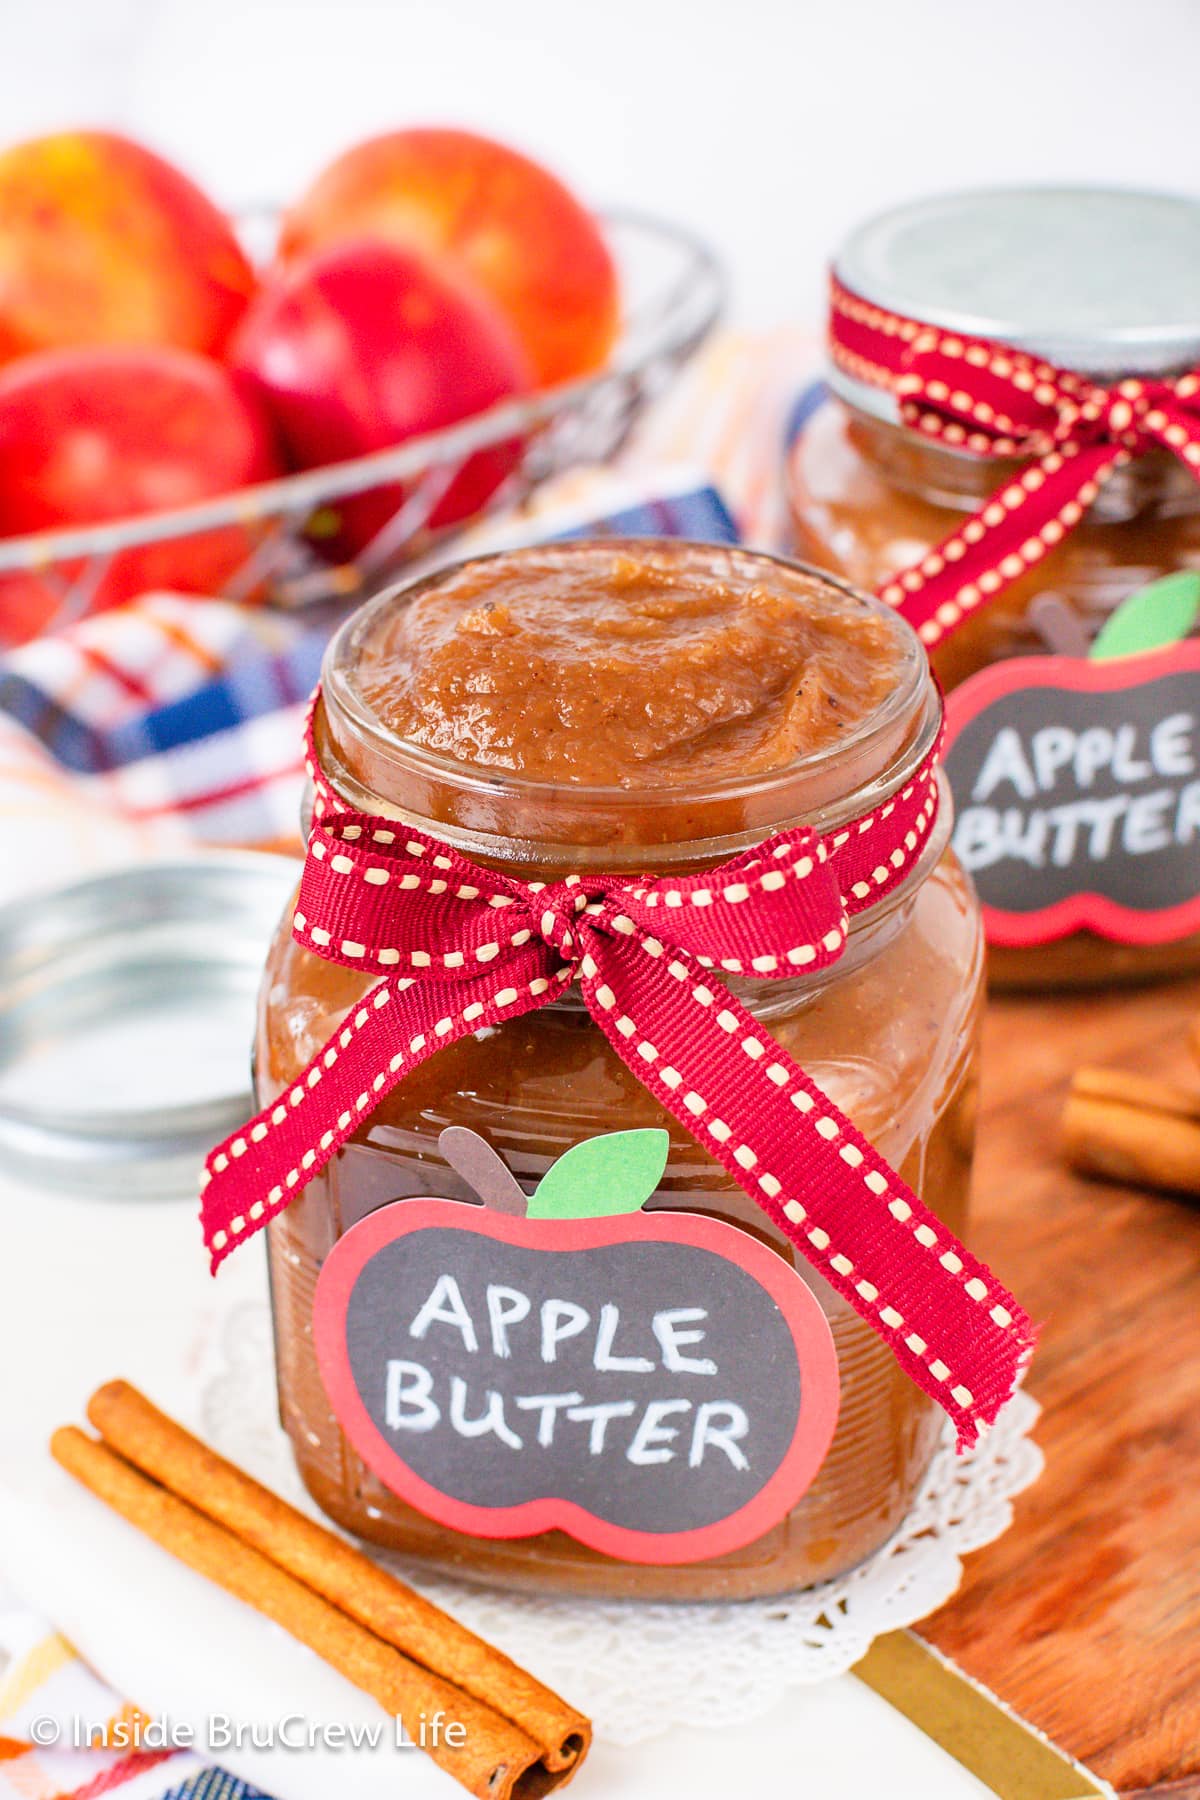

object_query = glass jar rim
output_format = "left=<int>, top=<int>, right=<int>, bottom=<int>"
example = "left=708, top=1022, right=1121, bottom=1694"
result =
left=319, top=540, right=937, bottom=867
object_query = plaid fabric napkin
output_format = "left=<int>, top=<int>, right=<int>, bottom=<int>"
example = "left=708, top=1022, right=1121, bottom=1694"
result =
left=0, top=331, right=816, bottom=1797
left=0, top=331, right=815, bottom=903
left=0, top=1603, right=266, bottom=1800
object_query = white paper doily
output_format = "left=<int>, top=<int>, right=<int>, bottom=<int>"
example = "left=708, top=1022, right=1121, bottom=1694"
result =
left=200, top=1300, right=1042, bottom=1749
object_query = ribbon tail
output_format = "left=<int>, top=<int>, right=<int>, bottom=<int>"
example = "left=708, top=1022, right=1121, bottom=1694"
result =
left=879, top=439, right=1129, bottom=652
left=1147, top=395, right=1200, bottom=482
left=200, top=946, right=561, bottom=1269
left=581, top=932, right=1035, bottom=1450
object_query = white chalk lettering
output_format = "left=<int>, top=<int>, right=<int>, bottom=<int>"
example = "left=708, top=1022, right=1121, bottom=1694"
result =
left=1045, top=795, right=1129, bottom=866
left=385, top=1360, right=441, bottom=1432
left=448, top=1375, right=522, bottom=1449
left=954, top=806, right=1048, bottom=872
left=566, top=1399, right=638, bottom=1454
left=971, top=712, right=1198, bottom=811
left=1112, top=723, right=1152, bottom=784
left=626, top=1399, right=691, bottom=1466
left=652, top=1308, right=718, bottom=1376
left=593, top=1303, right=654, bottom=1374
left=689, top=1402, right=750, bottom=1470
left=1151, top=713, right=1196, bottom=778
left=486, top=1284, right=530, bottom=1359
left=1176, top=780, right=1200, bottom=843
left=409, top=1274, right=478, bottom=1352
left=1123, top=788, right=1173, bottom=856
left=515, top=1391, right=585, bottom=1447
left=1031, top=724, right=1076, bottom=794
left=540, top=1298, right=590, bottom=1362
left=973, top=727, right=1038, bottom=802
left=1073, top=726, right=1115, bottom=789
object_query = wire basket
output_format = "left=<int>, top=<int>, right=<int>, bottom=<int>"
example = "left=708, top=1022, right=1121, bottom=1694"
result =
left=0, top=211, right=725, bottom=630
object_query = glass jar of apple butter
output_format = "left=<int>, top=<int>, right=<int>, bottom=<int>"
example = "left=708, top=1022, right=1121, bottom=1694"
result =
left=789, top=187, right=1200, bottom=988
left=259, top=540, right=984, bottom=1600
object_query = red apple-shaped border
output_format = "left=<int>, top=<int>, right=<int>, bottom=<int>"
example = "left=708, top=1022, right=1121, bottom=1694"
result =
left=313, top=1198, right=840, bottom=1566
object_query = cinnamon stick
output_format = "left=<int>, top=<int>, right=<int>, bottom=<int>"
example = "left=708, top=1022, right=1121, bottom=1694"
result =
left=85, top=1381, right=588, bottom=1772
left=51, top=1427, right=570, bottom=1800
left=1062, top=1065, right=1200, bottom=1196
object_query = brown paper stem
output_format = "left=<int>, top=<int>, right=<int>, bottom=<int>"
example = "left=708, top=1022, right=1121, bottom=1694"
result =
left=84, top=1381, right=588, bottom=1772
left=51, top=1425, right=571, bottom=1800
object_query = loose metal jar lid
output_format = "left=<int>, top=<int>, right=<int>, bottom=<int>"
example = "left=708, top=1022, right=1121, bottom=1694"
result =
left=0, top=854, right=298, bottom=1199
left=832, top=186, right=1200, bottom=418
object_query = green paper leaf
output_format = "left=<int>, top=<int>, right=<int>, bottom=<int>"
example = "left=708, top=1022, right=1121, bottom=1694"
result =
left=526, top=1129, right=670, bottom=1221
left=1089, top=571, right=1200, bottom=661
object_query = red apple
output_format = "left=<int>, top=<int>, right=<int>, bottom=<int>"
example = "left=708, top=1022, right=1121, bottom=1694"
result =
left=0, top=572, right=67, bottom=649
left=281, top=128, right=619, bottom=388
left=0, top=129, right=256, bottom=363
left=0, top=344, right=282, bottom=644
left=230, top=237, right=532, bottom=555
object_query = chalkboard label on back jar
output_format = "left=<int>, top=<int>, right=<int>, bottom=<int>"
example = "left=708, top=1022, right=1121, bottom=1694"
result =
left=943, top=643, right=1200, bottom=947
left=312, top=1129, right=841, bottom=1566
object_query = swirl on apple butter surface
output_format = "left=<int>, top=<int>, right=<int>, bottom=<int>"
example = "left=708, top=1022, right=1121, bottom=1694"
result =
left=354, top=543, right=904, bottom=787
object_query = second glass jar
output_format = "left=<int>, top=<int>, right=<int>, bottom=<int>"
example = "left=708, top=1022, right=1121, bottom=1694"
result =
left=791, top=186, right=1200, bottom=987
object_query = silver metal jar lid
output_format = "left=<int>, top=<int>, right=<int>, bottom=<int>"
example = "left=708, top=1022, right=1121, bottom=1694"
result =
left=0, top=853, right=298, bottom=1199
left=832, top=185, right=1200, bottom=419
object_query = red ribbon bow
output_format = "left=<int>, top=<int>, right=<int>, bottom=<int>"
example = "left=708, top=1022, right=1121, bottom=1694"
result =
left=201, top=694, right=1034, bottom=1450
left=828, top=275, right=1200, bottom=648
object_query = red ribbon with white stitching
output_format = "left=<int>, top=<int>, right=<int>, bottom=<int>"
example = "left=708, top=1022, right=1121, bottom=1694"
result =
left=201, top=692, right=1034, bottom=1450
left=828, top=274, right=1200, bottom=650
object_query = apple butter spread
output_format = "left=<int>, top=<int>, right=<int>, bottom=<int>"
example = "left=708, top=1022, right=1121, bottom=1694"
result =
left=790, top=187, right=1200, bottom=988
left=353, top=547, right=901, bottom=786
left=260, top=540, right=984, bottom=1599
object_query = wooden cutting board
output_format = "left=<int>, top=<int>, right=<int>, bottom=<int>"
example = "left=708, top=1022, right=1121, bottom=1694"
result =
left=922, top=975, right=1200, bottom=1799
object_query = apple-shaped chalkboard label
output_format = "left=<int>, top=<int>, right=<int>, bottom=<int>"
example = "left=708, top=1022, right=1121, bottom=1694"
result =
left=943, top=639, right=1200, bottom=948
left=312, top=1129, right=840, bottom=1566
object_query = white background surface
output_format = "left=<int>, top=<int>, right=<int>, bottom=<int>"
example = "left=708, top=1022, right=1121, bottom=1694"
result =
left=0, top=0, right=1197, bottom=325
